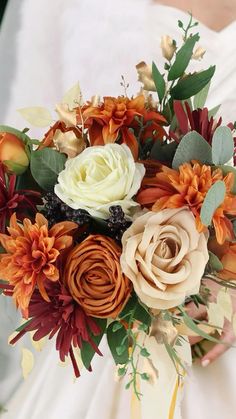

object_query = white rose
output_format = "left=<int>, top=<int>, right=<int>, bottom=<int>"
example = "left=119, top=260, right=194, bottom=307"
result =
left=54, top=143, right=145, bottom=218
left=121, top=207, right=209, bottom=310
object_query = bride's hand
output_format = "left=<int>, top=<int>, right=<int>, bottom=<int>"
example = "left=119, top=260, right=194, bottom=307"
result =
left=186, top=279, right=236, bottom=367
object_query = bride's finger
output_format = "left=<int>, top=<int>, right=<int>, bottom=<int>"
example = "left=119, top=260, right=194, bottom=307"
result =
left=185, top=301, right=207, bottom=320
left=201, top=326, right=235, bottom=367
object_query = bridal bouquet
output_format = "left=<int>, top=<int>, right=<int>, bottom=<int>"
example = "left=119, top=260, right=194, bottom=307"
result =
left=1, top=17, right=236, bottom=418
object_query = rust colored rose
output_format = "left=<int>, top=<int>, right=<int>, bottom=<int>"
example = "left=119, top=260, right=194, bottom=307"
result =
left=0, top=132, right=29, bottom=173
left=64, top=235, right=132, bottom=318
left=209, top=238, right=236, bottom=280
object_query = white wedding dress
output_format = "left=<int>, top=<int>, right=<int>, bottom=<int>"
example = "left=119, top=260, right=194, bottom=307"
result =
left=1, top=1, right=236, bottom=418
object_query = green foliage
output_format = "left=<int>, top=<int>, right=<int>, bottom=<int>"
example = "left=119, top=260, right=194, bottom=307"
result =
left=178, top=306, right=222, bottom=343
left=212, top=126, right=234, bottom=165
left=208, top=251, right=224, bottom=272
left=107, top=322, right=129, bottom=365
left=200, top=181, right=226, bottom=226
left=30, top=148, right=66, bottom=191
left=120, top=293, right=152, bottom=328
left=80, top=319, right=107, bottom=370
left=172, top=131, right=212, bottom=169
left=152, top=62, right=166, bottom=103
left=150, top=140, right=177, bottom=163
left=168, top=33, right=199, bottom=81
left=193, top=82, right=210, bottom=109
left=170, top=66, right=215, bottom=100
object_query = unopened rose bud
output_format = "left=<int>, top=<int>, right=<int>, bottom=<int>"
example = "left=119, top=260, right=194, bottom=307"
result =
left=55, top=103, right=77, bottom=127
left=192, top=46, right=206, bottom=61
left=53, top=129, right=86, bottom=158
left=0, top=132, right=29, bottom=174
left=136, top=61, right=156, bottom=91
left=160, top=35, right=176, bottom=61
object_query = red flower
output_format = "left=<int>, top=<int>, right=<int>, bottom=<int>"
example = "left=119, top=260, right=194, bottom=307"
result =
left=9, top=280, right=103, bottom=377
left=0, top=164, right=42, bottom=233
left=171, top=101, right=222, bottom=144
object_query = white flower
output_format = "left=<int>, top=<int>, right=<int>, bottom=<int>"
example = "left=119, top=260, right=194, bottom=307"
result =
left=160, top=35, right=176, bottom=61
left=54, top=144, right=145, bottom=218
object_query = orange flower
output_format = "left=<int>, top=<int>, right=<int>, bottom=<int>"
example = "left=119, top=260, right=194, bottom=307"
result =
left=0, top=132, right=29, bottom=173
left=209, top=238, right=236, bottom=280
left=137, top=161, right=236, bottom=244
left=64, top=235, right=132, bottom=318
left=77, top=95, right=166, bottom=160
left=0, top=213, right=77, bottom=312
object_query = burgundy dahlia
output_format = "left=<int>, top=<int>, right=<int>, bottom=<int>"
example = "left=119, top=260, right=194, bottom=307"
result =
left=0, top=164, right=42, bottom=232
left=10, top=280, right=103, bottom=377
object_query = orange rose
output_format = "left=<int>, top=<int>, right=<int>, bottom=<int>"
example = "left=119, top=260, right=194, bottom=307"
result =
left=209, top=239, right=236, bottom=280
left=0, top=132, right=29, bottom=173
left=64, top=235, right=132, bottom=318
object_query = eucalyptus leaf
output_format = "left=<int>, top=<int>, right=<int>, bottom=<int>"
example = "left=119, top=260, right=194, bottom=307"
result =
left=172, top=131, right=212, bottom=169
left=193, top=82, right=210, bottom=109
left=152, top=62, right=166, bottom=103
left=30, top=148, right=66, bottom=191
left=200, top=181, right=226, bottom=226
left=212, top=126, right=234, bottom=165
left=168, top=33, right=200, bottom=81
left=208, top=251, right=224, bottom=272
left=170, top=66, right=216, bottom=100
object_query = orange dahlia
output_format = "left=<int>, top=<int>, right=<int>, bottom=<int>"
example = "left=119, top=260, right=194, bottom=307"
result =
left=77, top=95, right=166, bottom=160
left=0, top=213, right=77, bottom=312
left=137, top=161, right=236, bottom=244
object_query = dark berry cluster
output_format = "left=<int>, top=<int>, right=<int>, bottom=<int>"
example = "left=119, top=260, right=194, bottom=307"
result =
left=44, top=193, right=91, bottom=227
left=107, top=205, right=130, bottom=241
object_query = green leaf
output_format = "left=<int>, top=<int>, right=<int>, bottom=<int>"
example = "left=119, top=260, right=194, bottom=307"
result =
left=172, top=131, right=212, bottom=169
left=212, top=126, right=234, bottom=165
left=170, top=66, right=216, bottom=100
left=200, top=181, right=226, bottom=226
left=30, top=148, right=66, bottom=191
left=208, top=104, right=221, bottom=118
left=118, top=367, right=127, bottom=377
left=193, top=82, right=210, bottom=109
left=112, top=322, right=123, bottom=332
left=16, top=319, right=32, bottom=332
left=168, top=33, right=200, bottom=81
left=140, top=348, right=150, bottom=357
left=120, top=294, right=151, bottom=328
left=150, top=140, right=177, bottom=163
left=208, top=251, right=224, bottom=272
left=107, top=322, right=129, bottom=365
left=178, top=307, right=222, bottom=343
left=215, top=165, right=236, bottom=194
left=80, top=319, right=107, bottom=370
left=140, top=373, right=150, bottom=381
left=152, top=62, right=166, bottom=103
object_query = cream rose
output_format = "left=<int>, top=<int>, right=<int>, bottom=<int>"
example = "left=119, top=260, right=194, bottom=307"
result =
left=121, top=208, right=209, bottom=309
left=54, top=143, right=145, bottom=218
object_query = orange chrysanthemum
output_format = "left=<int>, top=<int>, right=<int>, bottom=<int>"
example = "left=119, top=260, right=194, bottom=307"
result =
left=0, top=213, right=77, bottom=312
left=137, top=161, right=236, bottom=244
left=77, top=95, right=166, bottom=159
